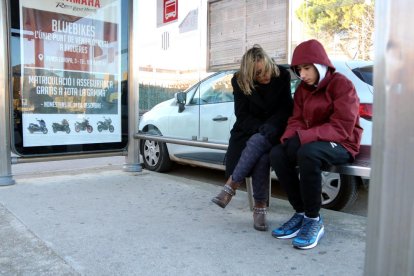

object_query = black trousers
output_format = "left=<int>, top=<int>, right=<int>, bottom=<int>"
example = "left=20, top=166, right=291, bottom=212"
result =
left=270, top=141, right=351, bottom=218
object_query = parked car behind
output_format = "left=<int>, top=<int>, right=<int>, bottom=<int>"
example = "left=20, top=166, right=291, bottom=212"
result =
left=138, top=60, right=373, bottom=211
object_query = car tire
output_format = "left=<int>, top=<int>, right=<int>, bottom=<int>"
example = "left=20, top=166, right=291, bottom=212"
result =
left=321, top=172, right=358, bottom=211
left=140, top=129, right=172, bottom=172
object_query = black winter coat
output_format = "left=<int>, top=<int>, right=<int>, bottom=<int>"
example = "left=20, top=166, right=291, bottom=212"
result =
left=225, top=66, right=293, bottom=177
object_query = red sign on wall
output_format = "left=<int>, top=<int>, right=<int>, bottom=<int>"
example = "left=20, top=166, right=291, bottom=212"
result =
left=163, top=0, right=178, bottom=23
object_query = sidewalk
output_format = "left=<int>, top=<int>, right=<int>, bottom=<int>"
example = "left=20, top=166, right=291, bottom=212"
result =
left=0, top=165, right=366, bottom=276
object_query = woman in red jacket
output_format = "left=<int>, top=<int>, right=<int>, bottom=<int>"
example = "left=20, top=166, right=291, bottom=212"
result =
left=269, top=39, right=363, bottom=249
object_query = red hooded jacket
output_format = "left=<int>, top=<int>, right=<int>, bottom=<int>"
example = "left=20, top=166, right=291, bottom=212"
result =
left=281, top=39, right=363, bottom=158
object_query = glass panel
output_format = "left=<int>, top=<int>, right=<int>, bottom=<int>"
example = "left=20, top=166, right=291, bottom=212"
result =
left=137, top=0, right=212, bottom=160
left=11, top=0, right=129, bottom=155
left=198, top=71, right=235, bottom=144
left=137, top=0, right=206, bottom=115
left=136, top=0, right=376, bottom=169
left=190, top=71, right=234, bottom=105
left=291, top=0, right=375, bottom=60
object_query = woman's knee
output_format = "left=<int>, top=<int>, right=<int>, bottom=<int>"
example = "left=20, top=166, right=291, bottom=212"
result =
left=246, top=133, right=269, bottom=150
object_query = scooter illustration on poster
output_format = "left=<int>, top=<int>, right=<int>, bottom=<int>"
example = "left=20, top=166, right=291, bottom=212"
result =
left=97, top=117, right=114, bottom=133
left=28, top=118, right=48, bottom=134
left=75, top=118, right=93, bottom=133
left=52, top=119, right=71, bottom=134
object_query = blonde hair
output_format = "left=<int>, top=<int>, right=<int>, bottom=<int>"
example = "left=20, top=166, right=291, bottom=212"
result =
left=237, top=44, right=280, bottom=95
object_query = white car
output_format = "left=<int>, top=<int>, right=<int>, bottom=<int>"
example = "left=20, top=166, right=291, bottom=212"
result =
left=138, top=61, right=373, bottom=210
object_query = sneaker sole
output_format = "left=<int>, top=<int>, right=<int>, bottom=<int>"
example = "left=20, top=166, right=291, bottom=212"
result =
left=293, top=226, right=325, bottom=250
left=272, top=229, right=300, bottom=239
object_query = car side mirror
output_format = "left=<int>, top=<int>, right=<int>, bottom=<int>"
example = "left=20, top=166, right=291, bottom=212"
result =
left=175, top=92, right=186, bottom=113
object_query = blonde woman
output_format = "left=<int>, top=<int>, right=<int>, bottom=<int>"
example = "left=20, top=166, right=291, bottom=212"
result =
left=212, top=44, right=293, bottom=231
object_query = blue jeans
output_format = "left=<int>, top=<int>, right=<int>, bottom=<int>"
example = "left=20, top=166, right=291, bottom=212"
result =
left=232, top=133, right=272, bottom=202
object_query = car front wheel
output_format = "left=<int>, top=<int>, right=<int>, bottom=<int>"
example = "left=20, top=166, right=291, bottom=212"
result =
left=140, top=130, right=172, bottom=172
left=321, top=172, right=358, bottom=211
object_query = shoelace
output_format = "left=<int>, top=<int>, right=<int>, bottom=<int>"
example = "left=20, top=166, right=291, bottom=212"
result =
left=281, top=214, right=303, bottom=230
left=297, top=220, right=319, bottom=240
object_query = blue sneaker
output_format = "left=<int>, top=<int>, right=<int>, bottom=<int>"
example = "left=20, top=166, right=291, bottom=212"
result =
left=272, top=213, right=304, bottom=239
left=292, top=216, right=325, bottom=250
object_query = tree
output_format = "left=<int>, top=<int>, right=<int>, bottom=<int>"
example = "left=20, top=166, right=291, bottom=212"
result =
left=295, top=0, right=375, bottom=60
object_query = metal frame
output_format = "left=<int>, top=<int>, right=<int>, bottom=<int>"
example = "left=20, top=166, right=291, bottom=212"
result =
left=135, top=133, right=371, bottom=177
left=122, top=0, right=142, bottom=172
left=0, top=0, right=139, bottom=176
left=11, top=151, right=127, bottom=164
left=0, top=0, right=14, bottom=185
left=135, top=133, right=371, bottom=210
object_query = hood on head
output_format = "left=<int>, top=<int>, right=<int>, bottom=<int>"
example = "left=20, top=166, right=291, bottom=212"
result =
left=291, top=39, right=335, bottom=71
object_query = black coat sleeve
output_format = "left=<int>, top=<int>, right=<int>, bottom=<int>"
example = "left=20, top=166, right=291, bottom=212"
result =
left=263, top=67, right=294, bottom=140
left=232, top=75, right=262, bottom=135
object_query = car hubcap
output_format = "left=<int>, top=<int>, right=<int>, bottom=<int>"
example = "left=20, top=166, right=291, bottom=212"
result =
left=321, top=172, right=340, bottom=205
left=143, top=140, right=160, bottom=166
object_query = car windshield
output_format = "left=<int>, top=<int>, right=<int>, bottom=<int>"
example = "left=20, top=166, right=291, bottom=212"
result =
left=352, top=66, right=373, bottom=86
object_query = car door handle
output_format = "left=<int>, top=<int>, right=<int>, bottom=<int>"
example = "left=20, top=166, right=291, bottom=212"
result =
left=212, top=116, right=228, bottom=121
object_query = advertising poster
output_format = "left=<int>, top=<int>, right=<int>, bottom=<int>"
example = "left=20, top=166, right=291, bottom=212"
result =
left=19, top=0, right=121, bottom=147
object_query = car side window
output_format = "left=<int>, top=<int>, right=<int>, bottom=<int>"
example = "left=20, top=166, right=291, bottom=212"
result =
left=352, top=66, right=373, bottom=86
left=190, top=72, right=234, bottom=105
left=287, top=68, right=300, bottom=96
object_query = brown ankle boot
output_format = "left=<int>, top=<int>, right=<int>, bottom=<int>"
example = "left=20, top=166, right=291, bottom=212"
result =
left=253, top=201, right=268, bottom=231
left=211, top=176, right=242, bottom=208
